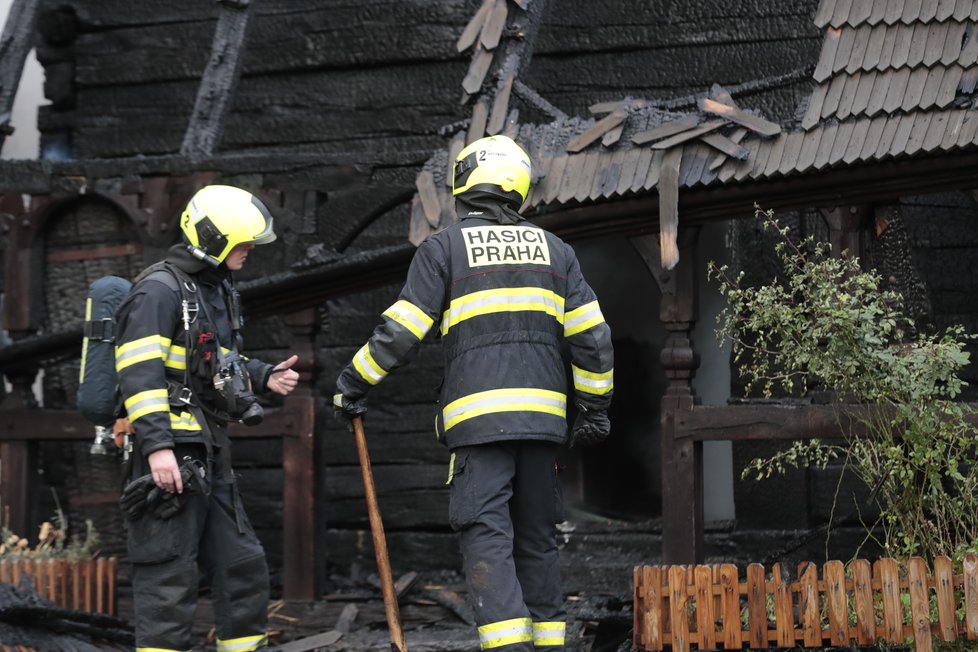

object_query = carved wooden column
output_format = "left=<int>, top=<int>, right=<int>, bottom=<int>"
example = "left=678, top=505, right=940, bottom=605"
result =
left=820, top=205, right=868, bottom=260
left=280, top=308, right=320, bottom=599
left=632, top=227, right=703, bottom=562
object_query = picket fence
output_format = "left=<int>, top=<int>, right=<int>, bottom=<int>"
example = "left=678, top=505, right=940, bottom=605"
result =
left=0, top=557, right=117, bottom=615
left=634, top=555, right=978, bottom=652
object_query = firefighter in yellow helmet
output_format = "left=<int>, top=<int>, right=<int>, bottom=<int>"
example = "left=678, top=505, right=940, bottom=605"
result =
left=334, top=136, right=614, bottom=651
left=115, top=184, right=299, bottom=652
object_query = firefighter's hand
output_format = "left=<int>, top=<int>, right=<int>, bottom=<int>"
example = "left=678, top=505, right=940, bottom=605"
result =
left=120, top=474, right=156, bottom=520
left=570, top=404, right=610, bottom=447
left=333, top=393, right=368, bottom=421
left=267, top=355, right=300, bottom=395
left=148, top=448, right=183, bottom=494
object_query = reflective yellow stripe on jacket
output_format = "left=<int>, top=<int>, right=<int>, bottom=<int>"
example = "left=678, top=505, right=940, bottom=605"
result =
left=441, top=287, right=564, bottom=335
left=216, top=633, right=268, bottom=652
left=124, top=388, right=169, bottom=422
left=572, top=364, right=614, bottom=396
left=564, top=300, right=605, bottom=337
left=442, top=388, right=566, bottom=431
left=533, top=621, right=566, bottom=646
left=478, top=617, right=533, bottom=649
left=116, top=335, right=186, bottom=372
left=383, top=299, right=434, bottom=339
left=352, top=343, right=387, bottom=385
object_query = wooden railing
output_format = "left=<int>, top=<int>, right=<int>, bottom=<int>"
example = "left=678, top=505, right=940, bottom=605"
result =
left=634, top=555, right=978, bottom=652
left=0, top=557, right=117, bottom=615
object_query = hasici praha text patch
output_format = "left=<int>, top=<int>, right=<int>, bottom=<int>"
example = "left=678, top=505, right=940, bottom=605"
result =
left=462, top=225, right=551, bottom=268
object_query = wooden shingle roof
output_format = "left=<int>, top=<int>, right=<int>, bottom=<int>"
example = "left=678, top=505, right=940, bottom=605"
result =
left=804, top=0, right=978, bottom=126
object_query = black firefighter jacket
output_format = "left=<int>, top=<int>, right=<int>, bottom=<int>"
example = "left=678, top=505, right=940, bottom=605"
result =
left=336, top=195, right=614, bottom=449
left=114, top=245, right=273, bottom=458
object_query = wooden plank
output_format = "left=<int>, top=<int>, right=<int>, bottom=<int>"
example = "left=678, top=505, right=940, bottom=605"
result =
left=668, top=566, right=690, bottom=652
left=777, top=130, right=805, bottom=175
left=957, top=110, right=978, bottom=148
left=965, top=554, right=978, bottom=639
left=625, top=147, right=653, bottom=193
left=824, top=560, right=849, bottom=645
left=922, top=22, right=950, bottom=67
left=479, top=0, right=507, bottom=50
left=828, top=119, right=856, bottom=165
left=835, top=73, right=861, bottom=120
left=602, top=124, right=624, bottom=148
left=850, top=71, right=877, bottom=116
left=852, top=559, right=874, bottom=645
left=456, top=0, right=492, bottom=52
left=415, top=170, right=441, bottom=227
left=862, top=23, right=887, bottom=71
left=710, top=127, right=748, bottom=171
left=615, top=147, right=644, bottom=196
left=919, top=67, right=948, bottom=111
left=922, top=111, right=950, bottom=153
left=866, top=73, right=889, bottom=117
left=833, top=26, right=857, bottom=74
left=642, top=150, right=665, bottom=191
left=632, top=116, right=700, bottom=145
left=567, top=110, right=627, bottom=153
left=699, top=98, right=780, bottom=136
left=874, top=114, right=903, bottom=158
left=821, top=73, right=848, bottom=119
left=884, top=0, right=905, bottom=24
left=597, top=148, right=627, bottom=198
left=883, top=68, right=913, bottom=114
left=772, top=563, right=795, bottom=647
left=869, top=0, right=889, bottom=24
left=906, top=21, right=934, bottom=68
left=658, top=147, right=682, bottom=270
left=903, top=0, right=924, bottom=23
left=180, top=0, right=254, bottom=157
left=908, top=557, right=933, bottom=652
left=832, top=0, right=854, bottom=28
left=887, top=113, right=917, bottom=157
left=904, top=112, right=934, bottom=155
left=486, top=74, right=514, bottom=135
left=651, top=120, right=724, bottom=150
left=796, top=127, right=824, bottom=173
left=813, top=123, right=839, bottom=170
left=902, top=67, right=930, bottom=111
left=802, top=83, right=829, bottom=129
left=699, top=132, right=749, bottom=160
left=556, top=152, right=587, bottom=204
left=576, top=149, right=604, bottom=202
left=937, top=65, right=964, bottom=106
left=798, top=562, right=821, bottom=647
left=875, top=558, right=904, bottom=643
left=539, top=153, right=567, bottom=204
left=843, top=118, right=871, bottom=163
left=694, top=566, right=716, bottom=649
left=846, top=25, right=871, bottom=74
left=718, top=564, right=741, bottom=649
left=940, top=109, right=967, bottom=150
left=461, top=47, right=493, bottom=95
left=759, top=132, right=787, bottom=176
left=467, top=98, right=489, bottom=144
left=644, top=566, right=665, bottom=651
left=680, top=142, right=711, bottom=188
left=858, top=112, right=886, bottom=160
left=814, top=26, right=843, bottom=82
left=814, top=0, right=838, bottom=28
left=933, top=556, right=957, bottom=642
left=936, top=0, right=957, bottom=20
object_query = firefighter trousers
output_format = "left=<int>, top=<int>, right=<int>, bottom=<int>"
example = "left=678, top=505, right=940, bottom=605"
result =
left=449, top=441, right=566, bottom=651
left=127, top=449, right=269, bottom=652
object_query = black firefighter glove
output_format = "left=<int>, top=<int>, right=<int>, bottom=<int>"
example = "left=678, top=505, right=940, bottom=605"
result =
left=121, top=458, right=208, bottom=520
left=333, top=392, right=368, bottom=422
left=570, top=403, right=611, bottom=448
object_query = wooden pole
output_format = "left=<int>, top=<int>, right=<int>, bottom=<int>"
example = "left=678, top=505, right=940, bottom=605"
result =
left=352, top=416, right=407, bottom=652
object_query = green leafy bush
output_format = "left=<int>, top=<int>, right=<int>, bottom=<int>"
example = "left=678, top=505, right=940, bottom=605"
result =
left=710, top=209, right=978, bottom=563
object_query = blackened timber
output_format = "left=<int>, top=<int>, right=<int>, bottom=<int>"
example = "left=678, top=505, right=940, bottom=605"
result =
left=180, top=0, right=254, bottom=157
left=0, top=0, right=41, bottom=152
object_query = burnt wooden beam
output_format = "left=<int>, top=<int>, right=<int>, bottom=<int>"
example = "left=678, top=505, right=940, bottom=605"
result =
left=0, top=0, right=40, bottom=154
left=180, top=0, right=254, bottom=157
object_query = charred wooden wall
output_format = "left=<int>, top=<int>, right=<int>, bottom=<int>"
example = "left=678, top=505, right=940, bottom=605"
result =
left=29, top=0, right=965, bottom=599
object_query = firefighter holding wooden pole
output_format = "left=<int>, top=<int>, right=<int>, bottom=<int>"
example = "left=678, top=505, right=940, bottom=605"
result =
left=333, top=135, right=615, bottom=652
